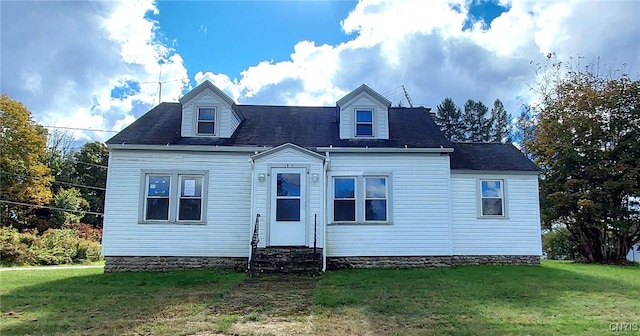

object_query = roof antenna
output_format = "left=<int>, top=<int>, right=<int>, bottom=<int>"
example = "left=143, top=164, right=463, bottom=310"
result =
left=140, top=63, right=183, bottom=105
left=401, top=85, right=414, bottom=108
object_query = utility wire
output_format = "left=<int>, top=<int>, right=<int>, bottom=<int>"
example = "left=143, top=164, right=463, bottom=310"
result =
left=0, top=171, right=106, bottom=191
left=0, top=200, right=104, bottom=216
left=42, top=125, right=118, bottom=133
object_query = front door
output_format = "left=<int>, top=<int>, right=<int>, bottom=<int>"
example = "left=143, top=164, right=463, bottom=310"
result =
left=269, top=168, right=306, bottom=246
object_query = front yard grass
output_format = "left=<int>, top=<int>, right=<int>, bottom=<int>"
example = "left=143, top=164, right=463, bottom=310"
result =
left=1, top=261, right=638, bottom=335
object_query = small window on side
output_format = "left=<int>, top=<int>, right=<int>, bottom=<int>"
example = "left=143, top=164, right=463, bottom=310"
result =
left=480, top=180, right=504, bottom=216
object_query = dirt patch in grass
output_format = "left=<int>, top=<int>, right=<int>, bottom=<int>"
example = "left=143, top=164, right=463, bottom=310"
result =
left=207, top=275, right=318, bottom=335
left=216, top=276, right=317, bottom=316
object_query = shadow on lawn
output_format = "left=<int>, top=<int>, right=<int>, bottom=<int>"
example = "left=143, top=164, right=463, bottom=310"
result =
left=314, top=263, right=639, bottom=335
left=1, top=269, right=245, bottom=336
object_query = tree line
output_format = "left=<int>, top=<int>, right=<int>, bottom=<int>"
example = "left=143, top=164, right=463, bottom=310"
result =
left=433, top=97, right=510, bottom=143
left=1, top=94, right=108, bottom=232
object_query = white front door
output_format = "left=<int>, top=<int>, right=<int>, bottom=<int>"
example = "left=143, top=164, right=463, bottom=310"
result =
left=269, top=168, right=306, bottom=246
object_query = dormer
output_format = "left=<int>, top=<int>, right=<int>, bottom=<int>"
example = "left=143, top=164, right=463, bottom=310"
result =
left=336, top=84, right=391, bottom=140
left=178, top=81, right=245, bottom=138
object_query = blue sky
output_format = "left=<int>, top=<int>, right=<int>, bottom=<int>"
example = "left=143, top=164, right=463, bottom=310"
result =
left=1, top=0, right=638, bottom=142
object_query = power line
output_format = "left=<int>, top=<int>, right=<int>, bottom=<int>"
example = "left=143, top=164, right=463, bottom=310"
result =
left=0, top=171, right=106, bottom=191
left=0, top=199, right=103, bottom=216
left=42, top=125, right=118, bottom=133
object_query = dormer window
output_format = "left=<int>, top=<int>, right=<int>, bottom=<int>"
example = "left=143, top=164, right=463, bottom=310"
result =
left=197, top=107, right=216, bottom=135
left=355, top=109, right=373, bottom=137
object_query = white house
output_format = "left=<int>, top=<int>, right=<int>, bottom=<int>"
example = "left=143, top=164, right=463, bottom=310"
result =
left=102, top=81, right=542, bottom=273
left=628, top=243, right=640, bottom=263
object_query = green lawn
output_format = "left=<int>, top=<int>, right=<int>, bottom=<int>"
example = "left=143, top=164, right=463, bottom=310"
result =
left=1, top=261, right=638, bottom=335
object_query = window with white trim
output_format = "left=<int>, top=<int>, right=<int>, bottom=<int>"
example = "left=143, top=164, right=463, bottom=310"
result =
left=480, top=179, right=505, bottom=216
left=365, top=177, right=387, bottom=221
left=355, top=109, right=373, bottom=137
left=197, top=107, right=216, bottom=135
left=143, top=173, right=206, bottom=223
left=332, top=175, right=389, bottom=223
left=334, top=178, right=356, bottom=222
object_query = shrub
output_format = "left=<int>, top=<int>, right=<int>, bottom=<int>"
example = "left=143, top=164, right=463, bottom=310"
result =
left=63, top=223, right=102, bottom=242
left=1, top=227, right=103, bottom=266
left=75, top=239, right=102, bottom=263
left=1, top=226, right=28, bottom=266
left=543, top=227, right=577, bottom=260
left=29, top=229, right=80, bottom=265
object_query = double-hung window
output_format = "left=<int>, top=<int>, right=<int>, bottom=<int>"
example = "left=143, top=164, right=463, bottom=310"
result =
left=355, top=109, right=373, bottom=137
left=365, top=177, right=387, bottom=221
left=334, top=178, right=356, bottom=221
left=197, top=107, right=216, bottom=135
left=480, top=179, right=505, bottom=217
left=146, top=175, right=171, bottom=220
left=333, top=175, right=389, bottom=223
left=143, top=172, right=206, bottom=223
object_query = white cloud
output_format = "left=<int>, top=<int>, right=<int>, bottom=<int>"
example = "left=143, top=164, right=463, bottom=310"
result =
left=2, top=0, right=638, bottom=144
left=190, top=0, right=639, bottom=122
left=1, top=0, right=189, bottom=142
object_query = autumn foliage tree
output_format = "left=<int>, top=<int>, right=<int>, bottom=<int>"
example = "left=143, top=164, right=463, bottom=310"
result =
left=0, top=94, right=53, bottom=228
left=530, top=60, right=640, bottom=263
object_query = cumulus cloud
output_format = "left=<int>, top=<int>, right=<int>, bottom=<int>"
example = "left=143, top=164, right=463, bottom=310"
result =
left=194, top=0, right=639, bottom=119
left=2, top=0, right=638, bottom=143
left=0, top=0, right=189, bottom=141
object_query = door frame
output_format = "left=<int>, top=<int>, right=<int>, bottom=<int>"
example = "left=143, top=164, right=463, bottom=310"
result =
left=268, top=167, right=308, bottom=246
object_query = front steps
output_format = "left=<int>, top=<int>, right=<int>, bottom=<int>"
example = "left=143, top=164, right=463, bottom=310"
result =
left=249, top=246, right=323, bottom=275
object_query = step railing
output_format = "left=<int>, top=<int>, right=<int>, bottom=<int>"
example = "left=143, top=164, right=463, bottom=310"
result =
left=248, top=213, right=260, bottom=274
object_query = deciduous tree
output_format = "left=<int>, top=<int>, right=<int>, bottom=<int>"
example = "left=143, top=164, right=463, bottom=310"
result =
left=0, top=94, right=53, bottom=228
left=530, top=60, right=640, bottom=263
left=73, top=142, right=108, bottom=227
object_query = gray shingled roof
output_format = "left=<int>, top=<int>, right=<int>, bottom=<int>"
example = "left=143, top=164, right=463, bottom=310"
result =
left=107, top=102, right=538, bottom=172
left=106, top=103, right=450, bottom=148
left=449, top=143, right=539, bottom=171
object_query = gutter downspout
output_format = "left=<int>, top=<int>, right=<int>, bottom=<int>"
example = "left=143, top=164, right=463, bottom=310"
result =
left=322, top=152, right=330, bottom=272
left=248, top=156, right=256, bottom=265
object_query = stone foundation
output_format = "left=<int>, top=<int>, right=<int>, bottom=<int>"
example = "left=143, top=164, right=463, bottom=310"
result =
left=104, top=256, right=247, bottom=272
left=327, top=255, right=540, bottom=270
left=451, top=255, right=540, bottom=266
left=104, top=255, right=540, bottom=272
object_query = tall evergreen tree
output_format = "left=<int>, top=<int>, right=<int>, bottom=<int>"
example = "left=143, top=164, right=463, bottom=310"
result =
left=461, top=100, right=491, bottom=142
left=434, top=97, right=463, bottom=141
left=489, top=99, right=510, bottom=143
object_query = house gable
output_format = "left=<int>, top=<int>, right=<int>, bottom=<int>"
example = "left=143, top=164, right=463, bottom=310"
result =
left=178, top=80, right=244, bottom=138
left=336, top=84, right=392, bottom=140
left=251, top=143, right=326, bottom=163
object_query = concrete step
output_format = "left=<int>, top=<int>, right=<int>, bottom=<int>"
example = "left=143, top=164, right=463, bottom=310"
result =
left=249, top=247, right=322, bottom=276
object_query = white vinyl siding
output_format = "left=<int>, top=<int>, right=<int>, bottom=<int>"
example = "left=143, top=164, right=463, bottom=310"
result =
left=451, top=173, right=542, bottom=255
left=326, top=153, right=451, bottom=256
left=102, top=150, right=252, bottom=257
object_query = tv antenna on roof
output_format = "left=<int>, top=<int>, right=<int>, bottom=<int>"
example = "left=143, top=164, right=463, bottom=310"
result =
left=140, top=64, right=183, bottom=105
left=401, top=85, right=414, bottom=108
